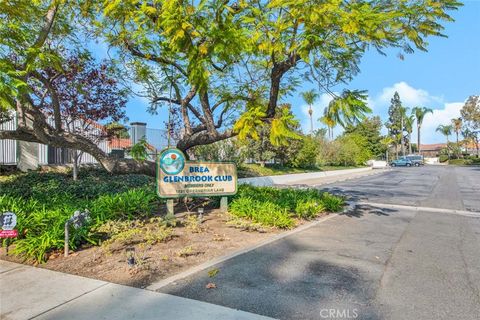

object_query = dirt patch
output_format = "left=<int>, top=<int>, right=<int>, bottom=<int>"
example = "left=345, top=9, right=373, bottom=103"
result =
left=1, top=210, right=286, bottom=288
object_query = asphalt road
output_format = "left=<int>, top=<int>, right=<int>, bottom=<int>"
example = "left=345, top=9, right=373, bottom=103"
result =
left=159, top=166, right=480, bottom=320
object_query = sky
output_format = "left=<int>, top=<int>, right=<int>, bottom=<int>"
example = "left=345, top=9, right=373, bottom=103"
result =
left=102, top=1, right=480, bottom=145
left=294, top=0, right=480, bottom=144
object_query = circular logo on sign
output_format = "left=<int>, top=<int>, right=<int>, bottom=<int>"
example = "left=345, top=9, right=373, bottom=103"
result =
left=159, top=148, right=185, bottom=175
left=0, top=212, right=17, bottom=230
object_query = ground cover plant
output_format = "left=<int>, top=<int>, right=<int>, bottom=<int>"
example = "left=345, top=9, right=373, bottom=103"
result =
left=1, top=170, right=344, bottom=263
left=0, top=169, right=159, bottom=262
left=228, top=185, right=344, bottom=228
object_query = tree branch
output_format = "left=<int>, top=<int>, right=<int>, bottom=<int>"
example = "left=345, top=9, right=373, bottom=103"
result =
left=124, top=41, right=188, bottom=78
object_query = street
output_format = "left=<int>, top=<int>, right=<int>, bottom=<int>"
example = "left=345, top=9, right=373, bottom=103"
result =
left=159, top=166, right=480, bottom=320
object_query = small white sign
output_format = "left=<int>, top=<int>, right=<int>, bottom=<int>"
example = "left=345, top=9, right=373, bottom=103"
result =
left=1, top=212, right=17, bottom=230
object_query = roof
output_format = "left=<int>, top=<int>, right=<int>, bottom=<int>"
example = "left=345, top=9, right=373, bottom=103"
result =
left=109, top=138, right=132, bottom=149
left=420, top=143, right=446, bottom=151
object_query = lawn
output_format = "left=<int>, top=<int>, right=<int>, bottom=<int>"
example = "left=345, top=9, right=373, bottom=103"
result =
left=238, top=163, right=362, bottom=178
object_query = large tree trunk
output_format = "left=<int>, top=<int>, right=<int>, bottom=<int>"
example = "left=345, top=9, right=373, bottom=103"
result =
left=1, top=126, right=156, bottom=176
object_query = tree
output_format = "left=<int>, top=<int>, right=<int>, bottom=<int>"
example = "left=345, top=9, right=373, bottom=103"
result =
left=462, top=128, right=479, bottom=157
left=0, top=1, right=155, bottom=175
left=336, top=133, right=372, bottom=166
left=436, top=124, right=453, bottom=159
left=386, top=92, right=403, bottom=157
left=301, top=90, right=318, bottom=135
left=411, top=106, right=433, bottom=154
left=380, top=136, right=394, bottom=163
left=344, top=116, right=385, bottom=158
left=461, top=96, right=480, bottom=130
left=37, top=53, right=128, bottom=180
left=319, top=112, right=335, bottom=140
left=240, top=104, right=301, bottom=166
left=404, top=114, right=415, bottom=155
left=290, top=136, right=318, bottom=168
left=0, top=0, right=463, bottom=175
left=451, top=117, right=463, bottom=157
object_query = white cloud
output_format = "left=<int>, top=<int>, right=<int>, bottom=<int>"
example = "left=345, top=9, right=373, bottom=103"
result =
left=421, top=102, right=464, bottom=143
left=375, top=81, right=443, bottom=109
left=369, top=81, right=464, bottom=144
left=294, top=81, right=465, bottom=143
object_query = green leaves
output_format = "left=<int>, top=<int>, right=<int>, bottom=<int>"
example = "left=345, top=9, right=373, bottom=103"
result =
left=325, top=90, right=371, bottom=128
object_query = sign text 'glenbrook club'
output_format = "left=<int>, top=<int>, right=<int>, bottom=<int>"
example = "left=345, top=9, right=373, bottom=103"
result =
left=157, top=148, right=237, bottom=198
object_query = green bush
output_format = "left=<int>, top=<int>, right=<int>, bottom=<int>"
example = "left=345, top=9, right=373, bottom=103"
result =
left=321, top=192, right=345, bottom=212
left=295, top=200, right=325, bottom=219
left=0, top=170, right=159, bottom=262
left=439, top=155, right=449, bottom=163
left=228, top=185, right=344, bottom=228
left=229, top=197, right=294, bottom=228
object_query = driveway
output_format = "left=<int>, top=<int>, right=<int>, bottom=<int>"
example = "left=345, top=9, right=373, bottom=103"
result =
left=159, top=166, right=480, bottom=320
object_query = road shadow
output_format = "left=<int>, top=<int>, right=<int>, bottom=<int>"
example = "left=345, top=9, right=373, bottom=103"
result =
left=342, top=204, right=398, bottom=218
left=160, top=234, right=384, bottom=320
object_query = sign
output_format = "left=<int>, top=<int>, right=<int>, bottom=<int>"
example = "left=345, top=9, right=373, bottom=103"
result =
left=0, top=212, right=18, bottom=239
left=157, top=148, right=237, bottom=198
left=0, top=230, right=18, bottom=238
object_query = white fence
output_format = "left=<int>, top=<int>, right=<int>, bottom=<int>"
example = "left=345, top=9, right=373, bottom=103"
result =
left=0, top=115, right=17, bottom=165
left=1, top=115, right=168, bottom=167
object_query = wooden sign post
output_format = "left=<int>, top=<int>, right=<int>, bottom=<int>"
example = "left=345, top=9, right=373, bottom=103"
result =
left=157, top=148, right=237, bottom=215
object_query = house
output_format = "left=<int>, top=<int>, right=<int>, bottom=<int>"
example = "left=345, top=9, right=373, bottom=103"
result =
left=420, top=141, right=480, bottom=157
left=419, top=143, right=446, bottom=157
left=0, top=114, right=157, bottom=171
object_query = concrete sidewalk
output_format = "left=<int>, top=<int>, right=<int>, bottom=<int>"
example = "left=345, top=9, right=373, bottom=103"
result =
left=0, top=260, right=274, bottom=320
left=239, top=167, right=385, bottom=187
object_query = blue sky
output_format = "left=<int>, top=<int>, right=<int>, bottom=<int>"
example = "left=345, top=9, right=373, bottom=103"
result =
left=109, top=1, right=480, bottom=144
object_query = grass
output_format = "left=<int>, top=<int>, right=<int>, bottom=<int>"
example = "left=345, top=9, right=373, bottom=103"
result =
left=238, top=163, right=361, bottom=178
left=0, top=169, right=160, bottom=262
left=228, top=184, right=345, bottom=228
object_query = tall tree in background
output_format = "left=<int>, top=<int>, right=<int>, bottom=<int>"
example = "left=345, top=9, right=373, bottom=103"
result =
left=405, top=114, right=415, bottom=155
left=386, top=92, right=403, bottom=158
left=451, top=117, right=463, bottom=156
left=344, top=116, right=385, bottom=158
left=436, top=124, right=453, bottom=159
left=460, top=95, right=480, bottom=157
left=301, top=90, right=318, bottom=135
left=412, top=106, right=433, bottom=154
left=319, top=112, right=335, bottom=140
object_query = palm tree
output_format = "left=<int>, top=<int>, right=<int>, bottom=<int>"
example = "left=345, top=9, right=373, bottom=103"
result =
left=322, top=90, right=371, bottom=139
left=412, top=106, right=433, bottom=154
left=451, top=117, right=463, bottom=153
left=319, top=112, right=335, bottom=140
left=301, top=90, right=319, bottom=135
left=404, top=114, right=415, bottom=155
left=436, top=124, right=453, bottom=159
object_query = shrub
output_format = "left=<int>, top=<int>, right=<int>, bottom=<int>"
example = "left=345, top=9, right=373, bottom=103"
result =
left=229, top=197, right=294, bottom=228
left=295, top=200, right=325, bottom=219
left=0, top=170, right=159, bottom=262
left=228, top=185, right=344, bottom=228
left=439, top=155, right=449, bottom=163
left=321, top=192, right=345, bottom=212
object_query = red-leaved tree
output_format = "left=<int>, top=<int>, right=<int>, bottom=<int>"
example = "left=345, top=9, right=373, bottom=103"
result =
left=34, top=52, right=128, bottom=179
